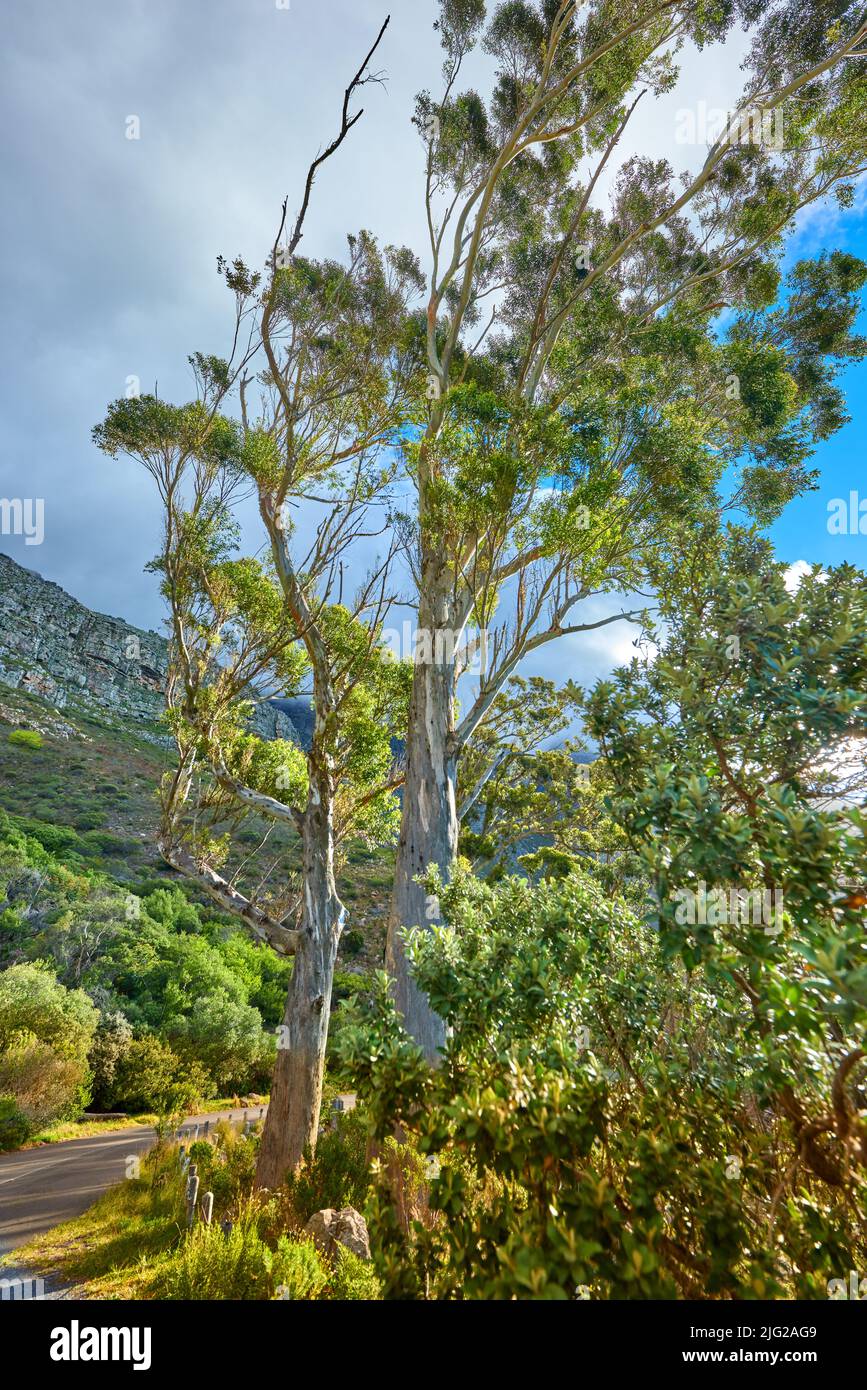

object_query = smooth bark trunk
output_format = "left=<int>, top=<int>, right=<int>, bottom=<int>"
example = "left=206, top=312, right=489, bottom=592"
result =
left=255, top=771, right=343, bottom=1188
left=386, top=596, right=459, bottom=1060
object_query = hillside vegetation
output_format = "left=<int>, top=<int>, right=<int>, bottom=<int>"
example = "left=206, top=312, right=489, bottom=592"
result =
left=0, top=681, right=389, bottom=1147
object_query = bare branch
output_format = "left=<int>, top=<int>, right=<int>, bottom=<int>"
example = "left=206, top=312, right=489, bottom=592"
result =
left=158, top=835, right=301, bottom=956
left=281, top=15, right=391, bottom=261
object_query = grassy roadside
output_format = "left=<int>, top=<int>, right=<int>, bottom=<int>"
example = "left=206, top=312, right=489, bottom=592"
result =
left=2, top=1169, right=183, bottom=1298
left=23, top=1115, right=159, bottom=1147
left=4, top=1118, right=378, bottom=1300
left=19, top=1098, right=264, bottom=1149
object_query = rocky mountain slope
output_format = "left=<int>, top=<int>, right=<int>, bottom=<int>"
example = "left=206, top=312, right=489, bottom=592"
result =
left=0, top=553, right=297, bottom=743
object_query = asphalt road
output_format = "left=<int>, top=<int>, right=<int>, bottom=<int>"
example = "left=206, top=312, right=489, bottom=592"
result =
left=0, top=1107, right=265, bottom=1259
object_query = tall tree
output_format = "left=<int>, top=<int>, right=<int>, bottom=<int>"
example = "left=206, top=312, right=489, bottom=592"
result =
left=96, top=17, right=425, bottom=1184
left=386, top=0, right=867, bottom=1052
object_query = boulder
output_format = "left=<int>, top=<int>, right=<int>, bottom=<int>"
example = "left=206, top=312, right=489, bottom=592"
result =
left=304, top=1206, right=370, bottom=1261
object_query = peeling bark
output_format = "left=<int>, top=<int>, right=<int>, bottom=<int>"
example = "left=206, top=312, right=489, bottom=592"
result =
left=386, top=588, right=459, bottom=1061
left=255, top=760, right=344, bottom=1188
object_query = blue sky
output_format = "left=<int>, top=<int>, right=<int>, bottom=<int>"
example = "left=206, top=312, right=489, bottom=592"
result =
left=0, top=0, right=865, bottom=696
left=769, top=196, right=867, bottom=573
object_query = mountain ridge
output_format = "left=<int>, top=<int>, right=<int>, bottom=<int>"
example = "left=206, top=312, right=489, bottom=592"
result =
left=0, top=552, right=297, bottom=744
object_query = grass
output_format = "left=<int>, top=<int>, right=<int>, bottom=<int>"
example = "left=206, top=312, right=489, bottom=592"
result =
left=20, top=1098, right=263, bottom=1148
left=0, top=681, right=167, bottom=878
left=24, top=1115, right=159, bottom=1146
left=4, top=1127, right=379, bottom=1301
left=4, top=1159, right=189, bottom=1298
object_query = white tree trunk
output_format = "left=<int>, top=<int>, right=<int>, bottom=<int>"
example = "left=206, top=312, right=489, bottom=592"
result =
left=386, top=593, right=459, bottom=1060
left=255, top=765, right=343, bottom=1188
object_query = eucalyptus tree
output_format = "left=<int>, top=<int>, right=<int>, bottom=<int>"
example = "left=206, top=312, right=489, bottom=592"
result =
left=387, top=0, right=867, bottom=1053
left=95, top=20, right=424, bottom=1185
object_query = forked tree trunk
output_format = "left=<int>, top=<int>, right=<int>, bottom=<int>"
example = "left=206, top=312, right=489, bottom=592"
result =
left=386, top=591, right=459, bottom=1061
left=255, top=769, right=343, bottom=1189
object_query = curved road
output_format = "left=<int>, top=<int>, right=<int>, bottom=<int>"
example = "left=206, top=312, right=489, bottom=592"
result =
left=0, top=1107, right=265, bottom=1275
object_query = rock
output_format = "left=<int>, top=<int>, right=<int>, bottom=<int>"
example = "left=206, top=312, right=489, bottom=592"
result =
left=248, top=700, right=302, bottom=744
left=0, top=697, right=85, bottom=742
left=0, top=553, right=305, bottom=745
left=0, top=554, right=168, bottom=734
left=304, top=1206, right=371, bottom=1261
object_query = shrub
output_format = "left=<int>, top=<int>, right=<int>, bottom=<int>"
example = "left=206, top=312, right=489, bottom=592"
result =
left=342, top=867, right=867, bottom=1300
left=328, top=1244, right=380, bottom=1300
left=7, top=729, right=43, bottom=750
left=81, top=830, right=137, bottom=857
left=159, top=1212, right=276, bottom=1300
left=342, top=929, right=365, bottom=956
left=270, top=1236, right=329, bottom=1300
left=0, top=962, right=97, bottom=1131
left=0, top=1096, right=32, bottom=1150
left=186, top=1139, right=214, bottom=1169
left=0, top=962, right=98, bottom=1059
left=190, top=1124, right=259, bottom=1212
left=285, top=1108, right=370, bottom=1222
left=0, top=1041, right=88, bottom=1129
left=158, top=1214, right=327, bottom=1301
left=6, top=816, right=84, bottom=856
left=108, top=1036, right=208, bottom=1116
left=165, top=990, right=275, bottom=1095
left=87, top=1012, right=134, bottom=1110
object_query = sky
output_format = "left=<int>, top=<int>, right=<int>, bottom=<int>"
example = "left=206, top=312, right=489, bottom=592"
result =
left=1, top=0, right=866, bottom=698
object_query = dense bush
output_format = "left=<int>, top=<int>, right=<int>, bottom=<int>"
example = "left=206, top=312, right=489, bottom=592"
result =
left=0, top=811, right=84, bottom=858
left=87, top=1011, right=134, bottom=1110
left=107, top=1036, right=208, bottom=1116
left=329, top=1243, right=381, bottom=1300
left=0, top=961, right=98, bottom=1129
left=284, top=1107, right=370, bottom=1221
left=156, top=1212, right=329, bottom=1301
left=0, top=1095, right=32, bottom=1150
left=584, top=535, right=867, bottom=1191
left=270, top=1236, right=330, bottom=1300
left=0, top=1041, right=88, bottom=1130
left=7, top=729, right=42, bottom=750
left=164, top=990, right=275, bottom=1094
left=0, top=960, right=97, bottom=1055
left=340, top=867, right=867, bottom=1299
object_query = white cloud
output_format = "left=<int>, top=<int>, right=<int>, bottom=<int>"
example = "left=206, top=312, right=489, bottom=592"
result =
left=784, top=559, right=812, bottom=592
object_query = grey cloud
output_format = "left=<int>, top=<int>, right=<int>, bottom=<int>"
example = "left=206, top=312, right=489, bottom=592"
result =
left=0, top=0, right=751, bottom=697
